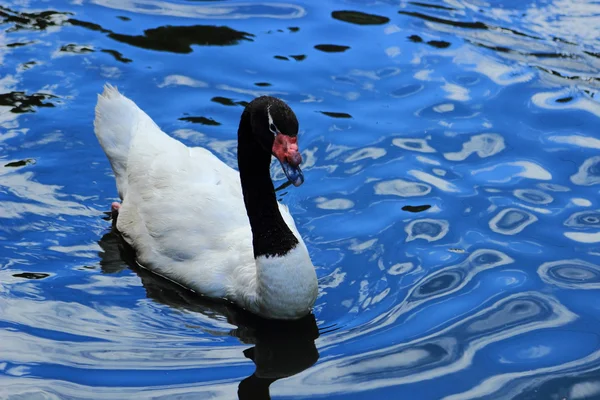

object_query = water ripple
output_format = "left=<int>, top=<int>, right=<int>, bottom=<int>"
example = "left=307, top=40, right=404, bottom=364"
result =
left=2, top=0, right=600, bottom=398
left=571, top=156, right=600, bottom=186
left=489, top=208, right=538, bottom=235
left=298, top=292, right=576, bottom=396
left=92, top=0, right=307, bottom=19
left=538, top=259, right=600, bottom=290
left=405, top=219, right=449, bottom=242
left=443, top=133, right=505, bottom=161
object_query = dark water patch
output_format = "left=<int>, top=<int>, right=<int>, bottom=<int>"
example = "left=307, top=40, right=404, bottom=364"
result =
left=290, top=54, right=306, bottom=61
left=529, top=51, right=575, bottom=59
left=536, top=66, right=600, bottom=84
left=584, top=50, right=600, bottom=59
left=117, top=16, right=131, bottom=21
left=408, top=35, right=450, bottom=48
left=0, top=6, right=71, bottom=32
left=332, top=10, right=390, bottom=25
left=555, top=96, right=573, bottom=103
left=60, top=44, right=94, bottom=54
left=402, top=205, right=432, bottom=213
left=315, top=44, right=350, bottom=53
left=400, top=10, right=542, bottom=41
left=552, top=36, right=577, bottom=46
left=19, top=61, right=36, bottom=71
left=101, top=49, right=132, bottom=63
left=7, top=41, right=33, bottom=48
left=468, top=41, right=511, bottom=53
left=211, top=97, right=248, bottom=107
left=13, top=272, right=50, bottom=280
left=320, top=111, right=352, bottom=119
left=108, top=25, right=254, bottom=54
left=427, top=40, right=451, bottom=48
left=0, top=91, right=58, bottom=113
left=288, top=27, right=299, bottom=32
left=211, top=96, right=237, bottom=106
left=408, top=2, right=456, bottom=11
left=179, top=116, right=221, bottom=125
left=274, top=55, right=289, bottom=61
left=255, top=82, right=271, bottom=87
left=5, top=158, right=35, bottom=168
left=67, top=18, right=110, bottom=34
left=399, top=11, right=488, bottom=30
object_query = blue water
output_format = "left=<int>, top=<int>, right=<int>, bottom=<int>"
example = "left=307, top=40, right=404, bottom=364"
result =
left=2, top=0, right=600, bottom=398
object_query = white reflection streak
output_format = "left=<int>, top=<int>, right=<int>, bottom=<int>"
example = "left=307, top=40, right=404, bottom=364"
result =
left=0, top=375, right=240, bottom=399
left=472, top=161, right=552, bottom=182
left=216, top=84, right=287, bottom=98
left=0, top=329, right=247, bottom=369
left=0, top=171, right=93, bottom=218
left=564, top=232, right=600, bottom=243
left=91, top=0, right=306, bottom=19
left=548, top=135, right=600, bottom=150
left=158, top=75, right=208, bottom=88
left=409, top=170, right=459, bottom=192
left=290, top=292, right=576, bottom=396
left=443, top=133, right=505, bottom=161
left=0, top=296, right=227, bottom=343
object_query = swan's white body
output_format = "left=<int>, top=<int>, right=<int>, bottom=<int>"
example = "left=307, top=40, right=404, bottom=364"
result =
left=93, top=85, right=318, bottom=319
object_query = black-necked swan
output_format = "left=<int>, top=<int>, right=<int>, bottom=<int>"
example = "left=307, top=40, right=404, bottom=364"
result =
left=93, top=84, right=318, bottom=320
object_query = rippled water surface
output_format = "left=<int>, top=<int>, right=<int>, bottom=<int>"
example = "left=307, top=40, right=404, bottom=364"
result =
left=2, top=0, right=600, bottom=398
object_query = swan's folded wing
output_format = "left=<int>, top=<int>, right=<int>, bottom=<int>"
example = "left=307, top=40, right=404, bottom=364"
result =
left=121, top=124, right=250, bottom=262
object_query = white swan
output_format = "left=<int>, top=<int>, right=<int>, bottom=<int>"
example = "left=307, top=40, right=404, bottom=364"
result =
left=93, top=84, right=318, bottom=320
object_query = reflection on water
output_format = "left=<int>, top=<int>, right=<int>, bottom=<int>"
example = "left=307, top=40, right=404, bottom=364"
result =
left=99, top=230, right=320, bottom=400
left=2, top=0, right=600, bottom=398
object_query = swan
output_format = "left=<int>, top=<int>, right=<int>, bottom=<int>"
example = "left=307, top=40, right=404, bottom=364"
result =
left=93, top=84, right=318, bottom=320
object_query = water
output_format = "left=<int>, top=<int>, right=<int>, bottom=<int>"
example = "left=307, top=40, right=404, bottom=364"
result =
left=2, top=0, right=600, bottom=398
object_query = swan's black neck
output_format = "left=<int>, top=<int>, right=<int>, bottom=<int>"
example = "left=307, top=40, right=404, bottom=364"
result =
left=237, top=109, right=299, bottom=258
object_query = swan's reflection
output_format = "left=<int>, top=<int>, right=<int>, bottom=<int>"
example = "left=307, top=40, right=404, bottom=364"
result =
left=98, top=229, right=320, bottom=399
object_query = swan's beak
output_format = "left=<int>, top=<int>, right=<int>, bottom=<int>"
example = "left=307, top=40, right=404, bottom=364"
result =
left=273, top=133, right=304, bottom=187
left=280, top=159, right=304, bottom=187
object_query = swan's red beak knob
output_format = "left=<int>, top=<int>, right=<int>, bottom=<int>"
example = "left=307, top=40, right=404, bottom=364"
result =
left=273, top=133, right=304, bottom=187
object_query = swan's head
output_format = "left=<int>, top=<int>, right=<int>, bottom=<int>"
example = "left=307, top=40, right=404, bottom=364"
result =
left=248, top=96, right=304, bottom=187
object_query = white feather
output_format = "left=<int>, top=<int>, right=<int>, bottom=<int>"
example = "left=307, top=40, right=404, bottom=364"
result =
left=93, top=84, right=318, bottom=320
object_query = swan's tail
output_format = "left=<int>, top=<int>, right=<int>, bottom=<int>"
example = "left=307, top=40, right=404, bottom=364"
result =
left=93, top=84, right=141, bottom=199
